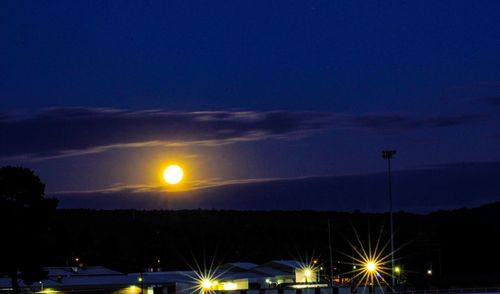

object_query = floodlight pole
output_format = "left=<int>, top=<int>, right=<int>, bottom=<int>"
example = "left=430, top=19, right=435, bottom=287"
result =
left=382, top=150, right=396, bottom=293
left=328, top=219, right=334, bottom=285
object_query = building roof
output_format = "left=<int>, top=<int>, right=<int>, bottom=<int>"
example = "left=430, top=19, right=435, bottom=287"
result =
left=270, top=260, right=302, bottom=269
left=250, top=267, right=289, bottom=277
left=224, top=271, right=267, bottom=280
left=253, top=260, right=302, bottom=275
left=220, top=262, right=259, bottom=271
left=131, top=271, right=196, bottom=284
left=0, top=260, right=303, bottom=290
left=45, top=266, right=123, bottom=277
left=0, top=275, right=133, bottom=289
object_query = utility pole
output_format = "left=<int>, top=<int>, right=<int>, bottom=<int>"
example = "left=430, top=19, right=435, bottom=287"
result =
left=328, top=219, right=334, bottom=285
left=382, top=150, right=396, bottom=292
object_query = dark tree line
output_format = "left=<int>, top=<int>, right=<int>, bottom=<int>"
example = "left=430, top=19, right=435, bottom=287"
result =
left=46, top=204, right=500, bottom=289
left=1, top=166, right=499, bottom=290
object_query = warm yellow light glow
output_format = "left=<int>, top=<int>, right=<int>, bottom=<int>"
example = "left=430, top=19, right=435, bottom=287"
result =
left=201, top=279, right=212, bottom=289
left=190, top=268, right=222, bottom=294
left=366, top=261, right=377, bottom=272
left=125, top=286, right=141, bottom=294
left=394, top=266, right=401, bottom=274
left=290, top=284, right=329, bottom=289
left=163, top=165, right=183, bottom=184
left=304, top=269, right=312, bottom=277
left=343, top=229, right=394, bottom=292
left=223, top=283, right=237, bottom=290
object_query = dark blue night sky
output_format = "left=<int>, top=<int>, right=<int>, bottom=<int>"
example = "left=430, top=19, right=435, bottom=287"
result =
left=1, top=1, right=500, bottom=212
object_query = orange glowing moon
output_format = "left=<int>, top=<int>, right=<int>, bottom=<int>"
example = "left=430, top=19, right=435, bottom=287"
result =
left=163, top=165, right=183, bottom=184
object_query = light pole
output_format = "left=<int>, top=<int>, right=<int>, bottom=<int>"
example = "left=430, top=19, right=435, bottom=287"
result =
left=382, top=150, right=396, bottom=292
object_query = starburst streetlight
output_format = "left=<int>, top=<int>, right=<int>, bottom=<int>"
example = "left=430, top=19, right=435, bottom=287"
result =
left=304, top=269, right=312, bottom=283
left=366, top=261, right=377, bottom=272
left=181, top=255, right=227, bottom=294
left=338, top=224, right=401, bottom=293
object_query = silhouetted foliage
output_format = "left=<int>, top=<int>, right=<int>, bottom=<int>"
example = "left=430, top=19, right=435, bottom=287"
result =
left=0, top=166, right=58, bottom=293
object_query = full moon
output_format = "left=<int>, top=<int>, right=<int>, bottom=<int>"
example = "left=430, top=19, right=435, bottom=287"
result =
left=163, top=165, right=184, bottom=184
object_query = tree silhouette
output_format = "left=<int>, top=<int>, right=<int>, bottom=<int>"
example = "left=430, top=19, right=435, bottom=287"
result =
left=0, top=166, right=58, bottom=293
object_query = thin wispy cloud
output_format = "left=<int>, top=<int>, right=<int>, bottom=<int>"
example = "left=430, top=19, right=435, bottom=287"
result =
left=0, top=108, right=332, bottom=159
left=49, top=176, right=293, bottom=195
left=52, top=161, right=500, bottom=212
left=349, top=113, right=488, bottom=130
left=0, top=108, right=488, bottom=160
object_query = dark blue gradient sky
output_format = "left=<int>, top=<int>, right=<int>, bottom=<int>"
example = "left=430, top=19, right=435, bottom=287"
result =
left=1, top=1, right=500, bottom=211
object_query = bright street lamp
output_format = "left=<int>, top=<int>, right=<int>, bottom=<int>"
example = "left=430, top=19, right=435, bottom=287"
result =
left=366, top=261, right=377, bottom=272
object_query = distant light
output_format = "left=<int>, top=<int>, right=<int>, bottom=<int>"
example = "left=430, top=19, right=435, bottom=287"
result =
left=427, top=269, right=432, bottom=275
left=313, top=260, right=318, bottom=264
left=366, top=261, right=377, bottom=272
left=223, top=283, right=237, bottom=290
left=265, top=279, right=271, bottom=284
left=138, top=276, right=143, bottom=283
left=353, top=265, right=357, bottom=270
left=394, top=266, right=401, bottom=274
left=75, top=257, right=79, bottom=262
left=304, top=269, right=312, bottom=277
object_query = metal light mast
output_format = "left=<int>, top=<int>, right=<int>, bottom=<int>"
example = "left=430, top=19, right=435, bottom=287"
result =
left=382, top=150, right=396, bottom=292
